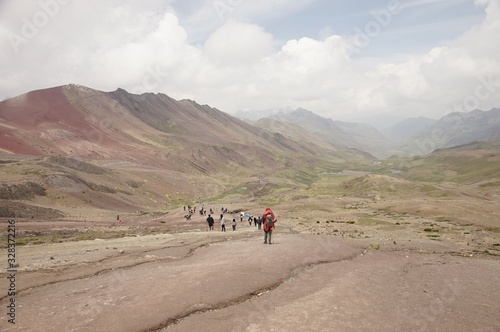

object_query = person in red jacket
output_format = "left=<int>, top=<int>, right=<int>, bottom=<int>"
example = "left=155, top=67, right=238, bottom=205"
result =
left=262, top=207, right=277, bottom=244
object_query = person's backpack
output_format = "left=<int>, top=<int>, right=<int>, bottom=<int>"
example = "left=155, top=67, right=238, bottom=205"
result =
left=266, top=215, right=274, bottom=227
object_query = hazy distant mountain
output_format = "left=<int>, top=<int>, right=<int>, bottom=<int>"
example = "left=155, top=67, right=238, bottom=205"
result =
left=256, top=118, right=376, bottom=162
left=233, top=107, right=294, bottom=122
left=401, top=108, right=500, bottom=155
left=381, top=116, right=437, bottom=142
left=344, top=113, right=408, bottom=131
left=268, top=108, right=396, bottom=159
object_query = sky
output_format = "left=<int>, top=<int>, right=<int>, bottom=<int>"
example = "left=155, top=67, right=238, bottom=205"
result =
left=0, top=0, right=499, bottom=123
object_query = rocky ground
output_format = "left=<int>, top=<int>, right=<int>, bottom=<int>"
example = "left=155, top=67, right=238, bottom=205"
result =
left=0, top=197, right=499, bottom=332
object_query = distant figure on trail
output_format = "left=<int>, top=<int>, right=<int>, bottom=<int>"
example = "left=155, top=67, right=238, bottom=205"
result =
left=257, top=216, right=262, bottom=230
left=220, top=214, right=226, bottom=232
left=248, top=216, right=253, bottom=226
left=262, top=208, right=277, bottom=244
left=207, top=214, right=215, bottom=231
left=232, top=218, right=236, bottom=231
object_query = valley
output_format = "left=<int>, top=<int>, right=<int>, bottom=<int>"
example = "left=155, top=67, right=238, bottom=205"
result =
left=0, top=86, right=499, bottom=331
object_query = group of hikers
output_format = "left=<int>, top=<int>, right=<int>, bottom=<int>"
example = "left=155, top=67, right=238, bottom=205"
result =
left=183, top=205, right=215, bottom=220
left=204, top=207, right=277, bottom=244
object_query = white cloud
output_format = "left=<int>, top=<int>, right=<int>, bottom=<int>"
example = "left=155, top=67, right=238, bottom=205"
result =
left=203, top=20, right=274, bottom=65
left=0, top=0, right=499, bottom=121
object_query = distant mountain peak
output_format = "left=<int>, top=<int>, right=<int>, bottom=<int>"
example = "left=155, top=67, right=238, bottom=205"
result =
left=293, top=107, right=310, bottom=113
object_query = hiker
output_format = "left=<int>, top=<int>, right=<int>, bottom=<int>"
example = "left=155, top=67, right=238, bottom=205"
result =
left=257, top=216, right=262, bottom=230
left=220, top=214, right=226, bottom=232
left=248, top=216, right=253, bottom=226
left=232, top=218, right=236, bottom=231
left=262, top=208, right=277, bottom=244
left=207, top=214, right=215, bottom=231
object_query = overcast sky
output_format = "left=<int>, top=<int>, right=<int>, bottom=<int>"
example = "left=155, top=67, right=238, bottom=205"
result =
left=1, top=0, right=499, bottom=122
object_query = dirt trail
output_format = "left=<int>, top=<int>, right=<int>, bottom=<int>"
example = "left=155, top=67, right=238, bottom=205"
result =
left=1, top=229, right=499, bottom=332
left=1, top=232, right=359, bottom=331
left=166, top=250, right=500, bottom=332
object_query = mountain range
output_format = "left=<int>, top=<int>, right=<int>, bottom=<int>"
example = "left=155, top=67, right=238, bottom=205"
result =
left=402, top=108, right=500, bottom=155
left=2, top=85, right=499, bottom=164
left=267, top=108, right=396, bottom=159
left=1, top=84, right=499, bottom=219
left=249, top=107, right=500, bottom=158
left=0, top=85, right=372, bottom=173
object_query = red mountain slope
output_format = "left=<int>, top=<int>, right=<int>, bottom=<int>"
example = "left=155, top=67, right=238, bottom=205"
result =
left=0, top=84, right=372, bottom=173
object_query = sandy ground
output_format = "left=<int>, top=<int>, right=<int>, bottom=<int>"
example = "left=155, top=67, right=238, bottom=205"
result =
left=0, top=202, right=499, bottom=332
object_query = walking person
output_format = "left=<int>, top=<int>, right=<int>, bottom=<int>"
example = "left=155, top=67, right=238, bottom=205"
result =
left=262, top=208, right=277, bottom=244
left=206, top=214, right=214, bottom=231
left=232, top=218, right=236, bottom=231
left=257, top=216, right=262, bottom=230
left=220, top=214, right=226, bottom=232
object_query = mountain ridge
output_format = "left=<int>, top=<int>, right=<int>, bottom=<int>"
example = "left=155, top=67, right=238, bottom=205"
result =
left=268, top=108, right=396, bottom=159
left=0, top=84, right=373, bottom=172
left=1, top=84, right=499, bottom=221
left=401, top=108, right=500, bottom=156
